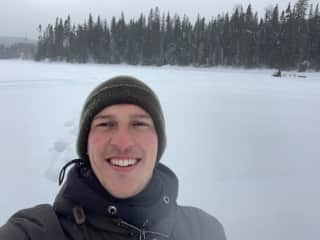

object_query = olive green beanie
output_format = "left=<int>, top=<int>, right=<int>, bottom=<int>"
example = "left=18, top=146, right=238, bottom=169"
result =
left=77, top=76, right=166, bottom=163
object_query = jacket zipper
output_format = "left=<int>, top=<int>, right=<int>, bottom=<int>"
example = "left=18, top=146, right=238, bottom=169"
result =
left=119, top=220, right=169, bottom=240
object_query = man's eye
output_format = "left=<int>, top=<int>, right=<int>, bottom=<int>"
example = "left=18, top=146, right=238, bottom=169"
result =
left=96, top=122, right=115, bottom=128
left=132, top=121, right=149, bottom=127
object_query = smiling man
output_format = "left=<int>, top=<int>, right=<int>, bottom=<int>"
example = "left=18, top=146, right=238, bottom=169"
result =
left=0, top=76, right=226, bottom=240
left=88, top=104, right=159, bottom=198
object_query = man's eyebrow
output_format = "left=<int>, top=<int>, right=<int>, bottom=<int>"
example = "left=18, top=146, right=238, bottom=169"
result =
left=93, top=115, right=114, bottom=120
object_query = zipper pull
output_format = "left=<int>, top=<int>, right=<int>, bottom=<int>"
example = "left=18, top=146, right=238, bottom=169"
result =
left=140, top=230, right=146, bottom=240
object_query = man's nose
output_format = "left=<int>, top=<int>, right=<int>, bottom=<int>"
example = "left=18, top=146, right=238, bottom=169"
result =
left=109, top=127, right=134, bottom=150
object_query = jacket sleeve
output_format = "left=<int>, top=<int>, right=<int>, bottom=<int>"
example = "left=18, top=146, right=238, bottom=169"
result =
left=175, top=206, right=227, bottom=240
left=0, top=221, right=28, bottom=240
left=195, top=208, right=226, bottom=240
left=0, top=204, right=66, bottom=240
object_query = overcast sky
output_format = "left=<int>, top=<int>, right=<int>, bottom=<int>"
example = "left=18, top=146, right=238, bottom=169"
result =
left=1, top=0, right=319, bottom=39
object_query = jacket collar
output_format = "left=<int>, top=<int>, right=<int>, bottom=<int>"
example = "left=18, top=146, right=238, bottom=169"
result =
left=54, top=163, right=179, bottom=238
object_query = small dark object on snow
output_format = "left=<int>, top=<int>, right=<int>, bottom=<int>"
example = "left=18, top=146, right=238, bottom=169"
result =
left=272, top=69, right=282, bottom=77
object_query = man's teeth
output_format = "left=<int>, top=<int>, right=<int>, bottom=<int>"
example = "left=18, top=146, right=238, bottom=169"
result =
left=110, top=159, right=137, bottom=167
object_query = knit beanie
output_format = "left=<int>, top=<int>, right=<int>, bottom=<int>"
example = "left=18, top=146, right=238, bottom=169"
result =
left=77, top=76, right=166, bottom=163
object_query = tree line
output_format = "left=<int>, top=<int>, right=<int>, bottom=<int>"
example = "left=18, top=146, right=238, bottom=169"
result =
left=35, top=0, right=320, bottom=70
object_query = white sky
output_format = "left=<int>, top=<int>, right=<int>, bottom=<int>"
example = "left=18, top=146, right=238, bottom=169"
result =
left=1, top=0, right=319, bottom=39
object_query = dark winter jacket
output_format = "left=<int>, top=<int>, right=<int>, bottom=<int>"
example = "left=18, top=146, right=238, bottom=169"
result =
left=0, top=163, right=226, bottom=240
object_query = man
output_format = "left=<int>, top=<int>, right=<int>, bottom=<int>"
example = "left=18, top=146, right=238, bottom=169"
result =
left=0, top=76, right=226, bottom=240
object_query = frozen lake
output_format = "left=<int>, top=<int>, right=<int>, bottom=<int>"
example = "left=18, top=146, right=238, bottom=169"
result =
left=0, top=59, right=319, bottom=240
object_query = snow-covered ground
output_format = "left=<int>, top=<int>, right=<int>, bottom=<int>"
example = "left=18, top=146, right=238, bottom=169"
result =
left=1, top=59, right=319, bottom=240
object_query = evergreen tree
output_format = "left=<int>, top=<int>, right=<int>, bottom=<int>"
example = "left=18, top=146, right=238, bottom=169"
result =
left=308, top=4, right=320, bottom=68
left=110, top=16, right=120, bottom=63
left=63, top=15, right=73, bottom=62
left=163, top=12, right=175, bottom=65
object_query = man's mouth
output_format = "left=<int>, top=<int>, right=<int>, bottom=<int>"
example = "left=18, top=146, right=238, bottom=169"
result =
left=107, top=158, right=140, bottom=167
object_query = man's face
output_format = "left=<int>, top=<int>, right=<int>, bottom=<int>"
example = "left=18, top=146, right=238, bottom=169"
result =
left=87, top=104, right=158, bottom=198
